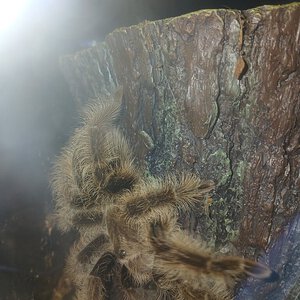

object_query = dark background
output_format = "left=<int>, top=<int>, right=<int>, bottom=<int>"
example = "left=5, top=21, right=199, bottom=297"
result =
left=0, top=0, right=295, bottom=299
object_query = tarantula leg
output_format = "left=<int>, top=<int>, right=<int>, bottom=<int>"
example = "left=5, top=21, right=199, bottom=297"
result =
left=77, top=233, right=110, bottom=264
left=122, top=174, right=214, bottom=223
left=211, top=257, right=279, bottom=282
left=87, top=125, right=140, bottom=197
left=70, top=90, right=132, bottom=193
left=72, top=211, right=104, bottom=228
left=150, top=222, right=278, bottom=282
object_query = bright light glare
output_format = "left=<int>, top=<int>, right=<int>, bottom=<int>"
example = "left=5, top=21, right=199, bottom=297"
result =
left=0, top=0, right=29, bottom=31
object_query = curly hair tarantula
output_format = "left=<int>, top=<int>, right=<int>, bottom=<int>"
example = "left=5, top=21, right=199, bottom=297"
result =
left=51, top=88, right=278, bottom=300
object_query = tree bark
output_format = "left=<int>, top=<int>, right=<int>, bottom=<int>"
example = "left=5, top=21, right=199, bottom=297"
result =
left=59, top=3, right=300, bottom=298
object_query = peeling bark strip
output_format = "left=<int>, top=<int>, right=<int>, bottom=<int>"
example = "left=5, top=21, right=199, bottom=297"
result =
left=60, top=3, right=300, bottom=298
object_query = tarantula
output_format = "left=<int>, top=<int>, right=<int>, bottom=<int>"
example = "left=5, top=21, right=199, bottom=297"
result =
left=51, top=87, right=277, bottom=300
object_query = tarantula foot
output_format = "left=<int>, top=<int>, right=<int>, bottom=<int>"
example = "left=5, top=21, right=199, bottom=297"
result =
left=242, top=259, right=279, bottom=281
left=264, top=270, right=280, bottom=282
left=197, top=180, right=215, bottom=193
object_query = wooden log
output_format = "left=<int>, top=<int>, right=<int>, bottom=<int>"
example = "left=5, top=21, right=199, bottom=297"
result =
left=59, top=3, right=300, bottom=298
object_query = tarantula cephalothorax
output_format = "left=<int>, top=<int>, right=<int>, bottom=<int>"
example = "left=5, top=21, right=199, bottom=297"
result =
left=51, top=88, right=278, bottom=300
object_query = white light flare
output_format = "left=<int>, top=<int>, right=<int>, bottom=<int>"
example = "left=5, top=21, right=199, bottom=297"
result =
left=0, top=0, right=30, bottom=31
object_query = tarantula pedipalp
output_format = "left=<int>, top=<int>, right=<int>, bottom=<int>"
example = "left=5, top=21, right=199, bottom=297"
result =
left=51, top=87, right=278, bottom=300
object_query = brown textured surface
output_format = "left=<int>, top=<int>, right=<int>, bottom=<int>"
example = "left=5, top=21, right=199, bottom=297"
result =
left=59, top=3, right=300, bottom=298
left=238, top=5, right=300, bottom=251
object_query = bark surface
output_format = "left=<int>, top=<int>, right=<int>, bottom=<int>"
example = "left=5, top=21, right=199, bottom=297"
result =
left=59, top=3, right=300, bottom=299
